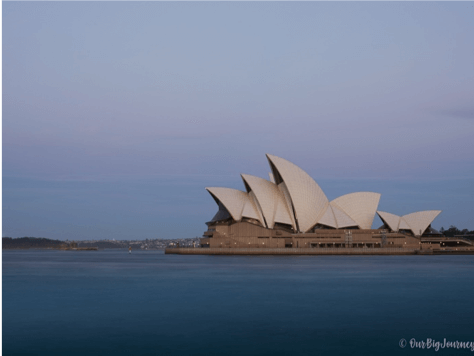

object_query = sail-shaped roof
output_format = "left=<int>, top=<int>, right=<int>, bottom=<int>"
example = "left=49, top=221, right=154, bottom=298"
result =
left=241, top=193, right=264, bottom=224
left=318, top=205, right=358, bottom=229
left=318, top=206, right=337, bottom=228
left=247, top=190, right=266, bottom=226
left=206, top=187, right=250, bottom=222
left=331, top=204, right=358, bottom=228
left=268, top=172, right=275, bottom=184
left=211, top=201, right=231, bottom=222
left=377, top=211, right=401, bottom=232
left=241, top=174, right=293, bottom=229
left=331, top=192, right=381, bottom=229
left=277, top=182, right=298, bottom=230
left=274, top=191, right=294, bottom=227
left=399, top=218, right=410, bottom=230
left=377, top=210, right=442, bottom=236
left=402, top=210, right=442, bottom=237
left=266, top=154, right=329, bottom=232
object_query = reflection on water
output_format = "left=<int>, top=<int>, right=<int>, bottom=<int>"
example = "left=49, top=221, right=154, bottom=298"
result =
left=3, top=250, right=474, bottom=356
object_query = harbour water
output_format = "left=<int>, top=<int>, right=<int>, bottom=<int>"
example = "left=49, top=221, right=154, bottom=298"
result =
left=3, top=250, right=474, bottom=355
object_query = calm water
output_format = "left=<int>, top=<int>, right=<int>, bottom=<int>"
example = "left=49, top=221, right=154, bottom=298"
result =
left=3, top=250, right=474, bottom=355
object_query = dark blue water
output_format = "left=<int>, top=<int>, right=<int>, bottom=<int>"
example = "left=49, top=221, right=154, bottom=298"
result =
left=3, top=250, right=474, bottom=355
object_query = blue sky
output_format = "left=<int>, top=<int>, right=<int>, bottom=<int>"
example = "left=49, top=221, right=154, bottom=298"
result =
left=3, top=2, right=474, bottom=240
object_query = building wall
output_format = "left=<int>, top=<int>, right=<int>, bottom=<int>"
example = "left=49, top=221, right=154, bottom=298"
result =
left=202, top=221, right=422, bottom=249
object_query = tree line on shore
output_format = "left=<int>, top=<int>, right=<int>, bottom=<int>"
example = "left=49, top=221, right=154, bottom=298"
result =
left=2, top=237, right=195, bottom=249
left=2, top=237, right=68, bottom=249
left=439, top=226, right=474, bottom=238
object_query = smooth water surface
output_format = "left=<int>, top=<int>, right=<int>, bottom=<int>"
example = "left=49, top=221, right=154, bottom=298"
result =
left=3, top=250, right=474, bottom=355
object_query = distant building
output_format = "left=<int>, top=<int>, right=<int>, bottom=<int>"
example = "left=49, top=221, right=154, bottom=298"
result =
left=200, top=154, right=470, bottom=250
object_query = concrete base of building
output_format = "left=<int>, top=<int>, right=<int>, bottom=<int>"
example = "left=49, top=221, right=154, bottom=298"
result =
left=433, top=249, right=474, bottom=255
left=165, top=247, right=430, bottom=255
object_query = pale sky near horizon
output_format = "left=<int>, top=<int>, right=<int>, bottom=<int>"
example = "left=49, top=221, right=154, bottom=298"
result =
left=3, top=2, right=474, bottom=240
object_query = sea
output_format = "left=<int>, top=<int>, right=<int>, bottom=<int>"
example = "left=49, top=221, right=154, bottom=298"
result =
left=3, top=250, right=474, bottom=356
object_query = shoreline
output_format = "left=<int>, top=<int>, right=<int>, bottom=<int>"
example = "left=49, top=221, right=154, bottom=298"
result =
left=165, top=247, right=474, bottom=255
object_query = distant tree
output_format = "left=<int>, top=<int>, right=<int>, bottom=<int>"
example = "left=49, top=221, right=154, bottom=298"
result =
left=443, top=226, right=462, bottom=237
left=2, top=237, right=67, bottom=249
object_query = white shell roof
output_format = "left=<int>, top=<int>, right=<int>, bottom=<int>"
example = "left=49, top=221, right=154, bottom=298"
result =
left=248, top=190, right=266, bottom=226
left=211, top=201, right=231, bottom=222
left=266, top=154, right=329, bottom=232
left=398, top=218, right=410, bottom=230
left=278, top=182, right=298, bottom=230
left=268, top=172, right=275, bottom=183
left=206, top=187, right=251, bottom=222
left=331, top=192, right=381, bottom=229
left=318, top=206, right=337, bottom=228
left=377, top=211, right=401, bottom=232
left=377, top=210, right=442, bottom=236
left=402, top=210, right=442, bottom=237
left=241, top=193, right=264, bottom=224
left=274, top=191, right=294, bottom=227
left=318, top=205, right=358, bottom=229
left=241, top=174, right=293, bottom=229
left=331, top=204, right=358, bottom=228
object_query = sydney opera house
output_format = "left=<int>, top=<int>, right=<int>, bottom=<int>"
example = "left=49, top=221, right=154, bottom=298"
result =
left=199, top=154, right=454, bottom=251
